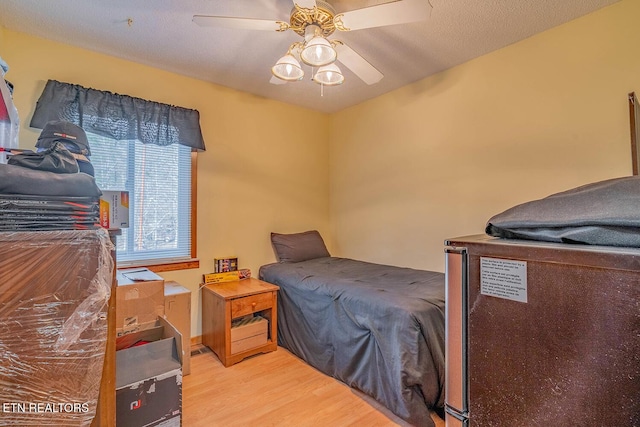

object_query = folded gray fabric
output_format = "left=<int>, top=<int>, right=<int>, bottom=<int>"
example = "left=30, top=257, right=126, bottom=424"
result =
left=9, top=142, right=79, bottom=174
left=0, top=163, right=101, bottom=197
left=486, top=176, right=640, bottom=247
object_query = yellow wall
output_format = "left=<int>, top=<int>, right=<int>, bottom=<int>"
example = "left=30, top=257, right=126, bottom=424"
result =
left=1, top=29, right=330, bottom=337
left=330, top=0, right=640, bottom=272
left=2, top=0, right=638, bottom=337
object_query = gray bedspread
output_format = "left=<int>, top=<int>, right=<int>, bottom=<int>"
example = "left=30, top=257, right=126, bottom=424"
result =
left=259, top=257, right=445, bottom=427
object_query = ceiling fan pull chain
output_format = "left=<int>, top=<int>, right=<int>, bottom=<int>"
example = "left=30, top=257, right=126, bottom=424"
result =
left=321, top=83, right=324, bottom=97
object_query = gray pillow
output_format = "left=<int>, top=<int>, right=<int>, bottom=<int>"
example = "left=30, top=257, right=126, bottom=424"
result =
left=271, top=230, right=330, bottom=263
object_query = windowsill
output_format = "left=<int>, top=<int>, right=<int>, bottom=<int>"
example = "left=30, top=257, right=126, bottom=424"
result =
left=117, top=258, right=200, bottom=273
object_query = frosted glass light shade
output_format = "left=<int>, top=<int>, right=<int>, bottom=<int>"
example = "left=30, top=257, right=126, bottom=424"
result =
left=271, top=54, right=304, bottom=81
left=313, top=63, right=344, bottom=86
left=300, top=36, right=337, bottom=67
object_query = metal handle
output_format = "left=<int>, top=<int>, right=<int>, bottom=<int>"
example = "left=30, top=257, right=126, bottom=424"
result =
left=445, top=247, right=469, bottom=416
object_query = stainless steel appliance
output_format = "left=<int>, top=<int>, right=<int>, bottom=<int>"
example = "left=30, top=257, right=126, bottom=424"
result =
left=444, top=234, right=639, bottom=426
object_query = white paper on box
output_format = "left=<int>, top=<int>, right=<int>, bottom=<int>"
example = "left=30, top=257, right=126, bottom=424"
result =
left=480, top=257, right=527, bottom=303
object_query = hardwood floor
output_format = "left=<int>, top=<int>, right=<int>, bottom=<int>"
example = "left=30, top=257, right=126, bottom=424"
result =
left=183, top=346, right=445, bottom=427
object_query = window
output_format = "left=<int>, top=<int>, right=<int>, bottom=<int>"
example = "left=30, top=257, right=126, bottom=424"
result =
left=29, top=79, right=205, bottom=270
left=90, top=135, right=194, bottom=267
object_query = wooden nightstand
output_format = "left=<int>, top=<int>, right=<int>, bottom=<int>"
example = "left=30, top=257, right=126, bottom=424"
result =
left=202, top=278, right=279, bottom=367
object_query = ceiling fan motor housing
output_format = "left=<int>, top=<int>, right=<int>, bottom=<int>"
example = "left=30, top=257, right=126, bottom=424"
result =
left=289, top=1, right=337, bottom=37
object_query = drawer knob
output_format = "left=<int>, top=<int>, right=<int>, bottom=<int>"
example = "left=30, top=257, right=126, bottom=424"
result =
left=251, top=302, right=257, bottom=308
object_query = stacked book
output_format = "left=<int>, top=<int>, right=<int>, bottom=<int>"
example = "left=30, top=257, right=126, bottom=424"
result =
left=0, top=194, right=100, bottom=231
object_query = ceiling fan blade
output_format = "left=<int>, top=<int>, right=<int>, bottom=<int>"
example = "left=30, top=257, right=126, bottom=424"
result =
left=193, top=15, right=288, bottom=32
left=335, top=0, right=431, bottom=31
left=293, top=0, right=317, bottom=8
left=335, top=43, right=383, bottom=85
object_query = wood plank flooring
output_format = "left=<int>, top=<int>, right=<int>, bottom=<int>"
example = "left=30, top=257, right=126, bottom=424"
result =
left=183, top=346, right=445, bottom=427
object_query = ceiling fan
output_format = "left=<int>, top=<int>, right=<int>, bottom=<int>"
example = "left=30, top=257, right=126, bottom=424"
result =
left=193, top=0, right=432, bottom=87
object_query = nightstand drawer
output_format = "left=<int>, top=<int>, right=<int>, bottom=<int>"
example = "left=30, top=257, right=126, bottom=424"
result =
left=231, top=292, right=273, bottom=318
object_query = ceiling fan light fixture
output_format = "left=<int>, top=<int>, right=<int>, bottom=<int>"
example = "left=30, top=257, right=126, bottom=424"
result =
left=313, top=63, right=344, bottom=86
left=300, top=36, right=337, bottom=67
left=271, top=54, right=304, bottom=81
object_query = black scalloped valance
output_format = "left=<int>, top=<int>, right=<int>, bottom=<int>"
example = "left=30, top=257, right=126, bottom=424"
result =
left=30, top=79, right=205, bottom=151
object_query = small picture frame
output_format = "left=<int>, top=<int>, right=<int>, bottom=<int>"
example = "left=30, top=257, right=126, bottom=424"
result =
left=629, top=92, right=639, bottom=175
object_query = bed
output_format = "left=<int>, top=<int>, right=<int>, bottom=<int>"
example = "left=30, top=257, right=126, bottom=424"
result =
left=258, top=231, right=445, bottom=427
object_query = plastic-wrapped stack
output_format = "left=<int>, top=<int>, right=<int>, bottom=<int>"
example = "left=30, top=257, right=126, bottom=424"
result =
left=0, top=229, right=114, bottom=426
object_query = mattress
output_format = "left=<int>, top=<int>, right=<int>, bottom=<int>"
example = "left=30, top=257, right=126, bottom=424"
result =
left=259, top=256, right=445, bottom=427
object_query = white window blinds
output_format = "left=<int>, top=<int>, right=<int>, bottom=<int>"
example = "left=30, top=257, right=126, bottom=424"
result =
left=90, top=134, right=192, bottom=264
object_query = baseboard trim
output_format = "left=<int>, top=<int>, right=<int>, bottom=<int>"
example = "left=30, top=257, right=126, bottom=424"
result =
left=191, top=335, right=202, bottom=348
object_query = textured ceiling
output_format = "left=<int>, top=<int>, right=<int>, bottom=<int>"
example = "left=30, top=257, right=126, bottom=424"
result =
left=0, top=0, right=620, bottom=113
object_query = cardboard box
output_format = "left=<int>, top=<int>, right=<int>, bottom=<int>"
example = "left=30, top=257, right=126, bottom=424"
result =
left=116, top=317, right=182, bottom=427
left=116, top=268, right=165, bottom=336
left=164, top=281, right=191, bottom=375
left=100, top=190, right=129, bottom=229
left=203, top=271, right=240, bottom=284
left=230, top=316, right=268, bottom=354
